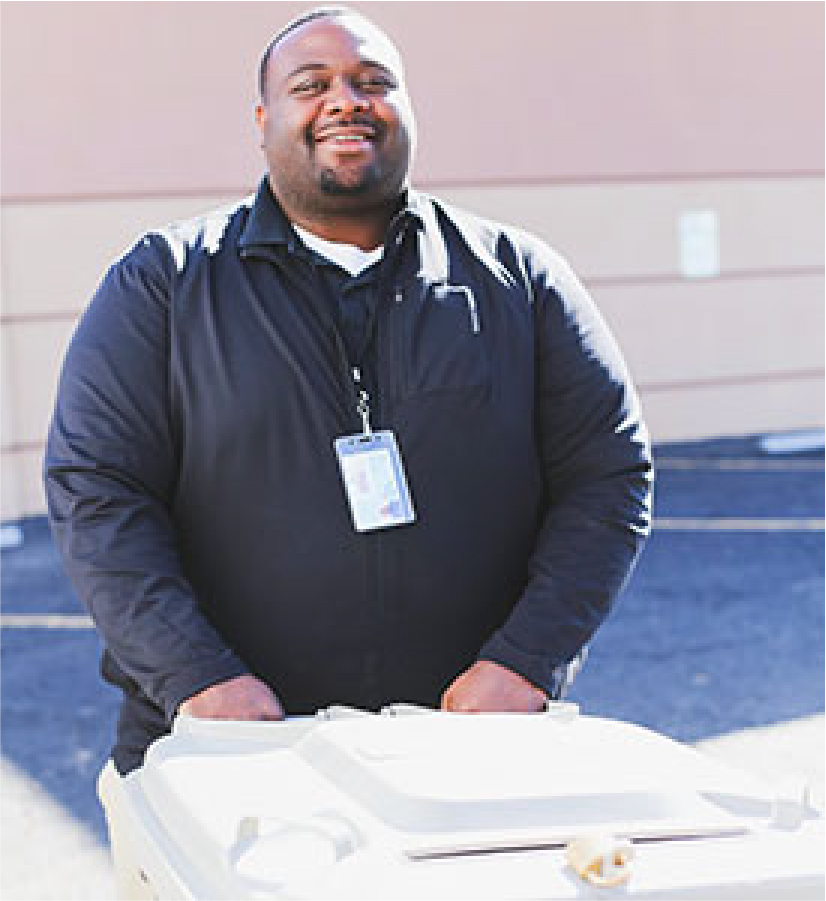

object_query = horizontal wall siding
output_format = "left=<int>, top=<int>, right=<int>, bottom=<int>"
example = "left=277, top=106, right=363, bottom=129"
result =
left=2, top=177, right=822, bottom=518
left=593, top=274, right=824, bottom=387
left=2, top=3, right=823, bottom=198
left=437, top=178, right=825, bottom=280
left=641, top=377, right=823, bottom=444
left=3, top=178, right=821, bottom=316
left=0, top=195, right=239, bottom=319
left=2, top=4, right=822, bottom=522
left=2, top=319, right=75, bottom=446
left=1, top=448, right=46, bottom=522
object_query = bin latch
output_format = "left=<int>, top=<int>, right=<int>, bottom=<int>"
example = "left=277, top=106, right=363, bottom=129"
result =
left=565, top=833, right=634, bottom=887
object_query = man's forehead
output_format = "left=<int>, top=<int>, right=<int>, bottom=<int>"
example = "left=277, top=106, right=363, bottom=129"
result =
left=269, top=14, right=403, bottom=78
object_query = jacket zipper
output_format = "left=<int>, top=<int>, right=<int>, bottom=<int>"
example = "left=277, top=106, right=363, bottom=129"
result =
left=394, top=287, right=406, bottom=400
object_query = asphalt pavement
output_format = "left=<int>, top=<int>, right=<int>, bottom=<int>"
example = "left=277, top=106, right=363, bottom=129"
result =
left=1, top=431, right=823, bottom=899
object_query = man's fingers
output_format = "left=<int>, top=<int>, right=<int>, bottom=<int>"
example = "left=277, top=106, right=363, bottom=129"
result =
left=441, top=689, right=478, bottom=713
left=257, top=699, right=286, bottom=720
left=178, top=673, right=285, bottom=720
left=440, top=661, right=547, bottom=714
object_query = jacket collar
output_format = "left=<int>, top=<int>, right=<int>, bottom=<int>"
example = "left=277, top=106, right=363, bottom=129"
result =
left=238, top=176, right=437, bottom=273
left=238, top=178, right=302, bottom=256
left=407, top=190, right=449, bottom=285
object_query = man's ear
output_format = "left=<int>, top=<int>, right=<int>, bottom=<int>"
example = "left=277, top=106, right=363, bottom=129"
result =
left=255, top=104, right=268, bottom=147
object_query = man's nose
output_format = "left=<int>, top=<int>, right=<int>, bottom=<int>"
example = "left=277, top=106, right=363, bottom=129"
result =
left=325, top=78, right=368, bottom=115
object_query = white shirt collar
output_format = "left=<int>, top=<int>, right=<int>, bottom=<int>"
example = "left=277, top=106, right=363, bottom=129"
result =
left=292, top=224, right=384, bottom=277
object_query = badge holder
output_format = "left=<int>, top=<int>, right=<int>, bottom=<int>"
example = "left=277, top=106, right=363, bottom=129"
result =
left=334, top=368, right=416, bottom=533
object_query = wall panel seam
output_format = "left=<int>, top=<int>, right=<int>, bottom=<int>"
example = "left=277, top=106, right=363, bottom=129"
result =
left=1, top=170, right=824, bottom=205
left=586, top=266, right=824, bottom=290
left=2, top=268, right=823, bottom=326
left=2, top=441, right=46, bottom=454
left=640, top=369, right=825, bottom=394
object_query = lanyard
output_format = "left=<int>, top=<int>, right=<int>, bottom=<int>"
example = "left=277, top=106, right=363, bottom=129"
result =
left=353, top=366, right=372, bottom=436
left=333, top=276, right=393, bottom=438
left=332, top=319, right=379, bottom=438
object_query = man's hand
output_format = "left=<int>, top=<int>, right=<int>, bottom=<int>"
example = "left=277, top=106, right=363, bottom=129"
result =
left=177, top=673, right=285, bottom=720
left=440, top=660, right=547, bottom=713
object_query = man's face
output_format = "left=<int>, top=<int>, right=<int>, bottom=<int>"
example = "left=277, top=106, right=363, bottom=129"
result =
left=256, top=15, right=416, bottom=218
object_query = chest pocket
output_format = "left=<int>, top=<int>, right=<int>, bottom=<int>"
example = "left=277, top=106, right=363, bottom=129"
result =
left=404, top=282, right=490, bottom=396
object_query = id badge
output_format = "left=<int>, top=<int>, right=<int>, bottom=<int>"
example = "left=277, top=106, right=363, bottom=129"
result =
left=334, top=430, right=416, bottom=532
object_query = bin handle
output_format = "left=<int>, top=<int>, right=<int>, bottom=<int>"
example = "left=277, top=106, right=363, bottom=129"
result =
left=231, top=810, right=362, bottom=867
left=565, top=833, right=635, bottom=887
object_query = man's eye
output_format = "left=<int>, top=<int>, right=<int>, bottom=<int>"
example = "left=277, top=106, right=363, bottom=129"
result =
left=292, top=79, right=326, bottom=95
left=357, top=76, right=395, bottom=93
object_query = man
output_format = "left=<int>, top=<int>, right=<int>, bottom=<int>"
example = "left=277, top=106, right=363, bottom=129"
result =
left=44, top=7, right=653, bottom=776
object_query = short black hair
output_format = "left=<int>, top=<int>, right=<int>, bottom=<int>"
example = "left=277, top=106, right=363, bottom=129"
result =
left=258, top=6, right=354, bottom=100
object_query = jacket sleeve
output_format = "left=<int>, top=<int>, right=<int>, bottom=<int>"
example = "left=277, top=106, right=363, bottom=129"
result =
left=43, top=235, right=248, bottom=721
left=479, top=236, right=653, bottom=695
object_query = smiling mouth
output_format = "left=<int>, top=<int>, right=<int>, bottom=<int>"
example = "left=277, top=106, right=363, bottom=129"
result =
left=313, top=121, right=380, bottom=149
left=325, top=136, right=372, bottom=149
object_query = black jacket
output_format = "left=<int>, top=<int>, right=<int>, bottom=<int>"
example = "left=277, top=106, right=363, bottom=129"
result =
left=44, top=179, right=652, bottom=771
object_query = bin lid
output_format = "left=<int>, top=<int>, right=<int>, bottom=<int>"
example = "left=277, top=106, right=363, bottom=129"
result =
left=291, top=711, right=746, bottom=856
left=133, top=710, right=756, bottom=865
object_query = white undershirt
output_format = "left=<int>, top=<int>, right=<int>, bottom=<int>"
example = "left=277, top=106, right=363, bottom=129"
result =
left=292, top=224, right=384, bottom=277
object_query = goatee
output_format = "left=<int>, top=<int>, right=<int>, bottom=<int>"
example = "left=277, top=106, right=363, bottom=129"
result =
left=318, top=166, right=377, bottom=196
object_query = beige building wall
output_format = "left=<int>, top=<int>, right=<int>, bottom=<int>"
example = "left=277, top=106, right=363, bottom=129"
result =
left=1, top=2, right=823, bottom=520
